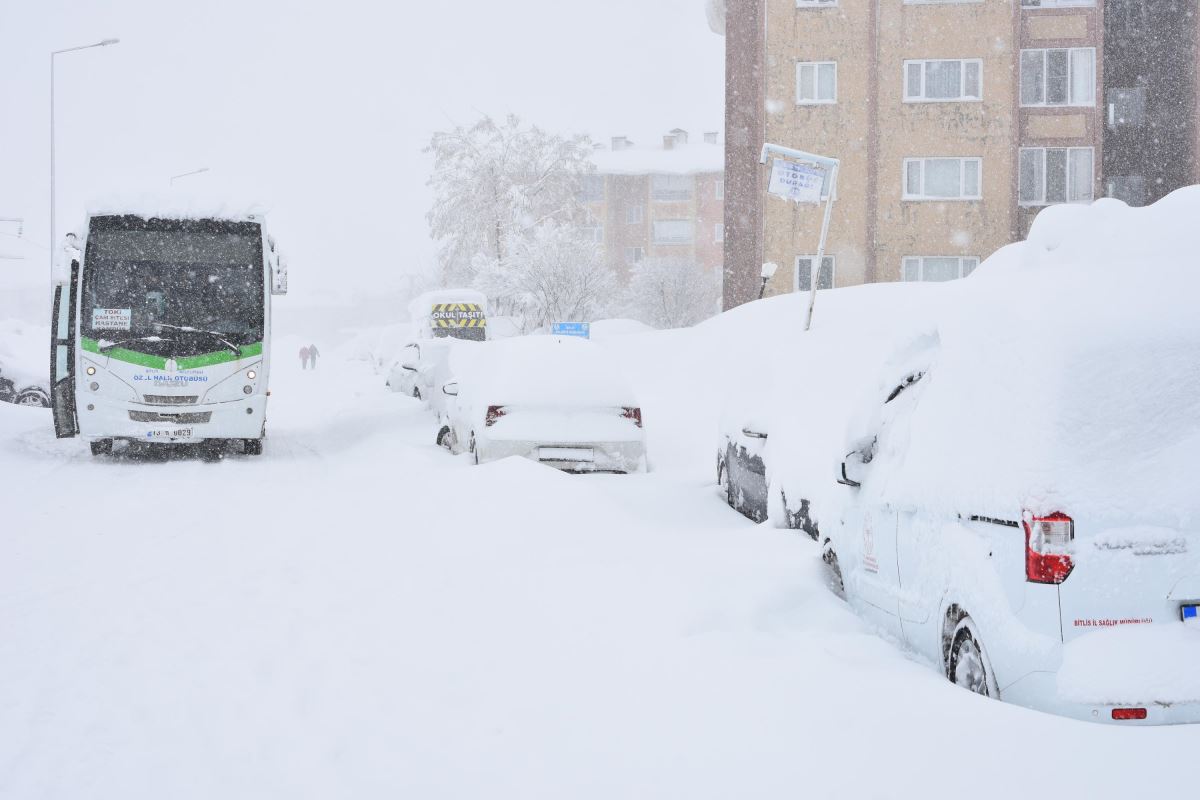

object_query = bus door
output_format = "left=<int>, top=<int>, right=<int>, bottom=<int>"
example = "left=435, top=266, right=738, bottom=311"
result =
left=50, top=259, right=79, bottom=439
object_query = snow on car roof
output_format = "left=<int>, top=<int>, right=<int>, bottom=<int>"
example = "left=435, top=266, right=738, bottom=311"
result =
left=84, top=192, right=268, bottom=226
left=459, top=335, right=637, bottom=408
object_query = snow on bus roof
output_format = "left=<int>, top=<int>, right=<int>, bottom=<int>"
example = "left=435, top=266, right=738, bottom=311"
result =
left=84, top=192, right=269, bottom=226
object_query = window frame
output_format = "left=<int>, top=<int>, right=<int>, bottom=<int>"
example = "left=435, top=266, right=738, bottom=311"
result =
left=1020, top=47, right=1096, bottom=107
left=1018, top=147, right=1094, bottom=207
left=714, top=223, right=725, bottom=244
left=796, top=0, right=838, bottom=7
left=651, top=219, right=695, bottom=245
left=902, top=157, right=983, bottom=201
left=624, top=246, right=645, bottom=265
left=651, top=174, right=695, bottom=202
left=625, top=205, right=644, bottom=225
left=715, top=180, right=725, bottom=200
left=1021, top=0, right=1095, bottom=8
left=796, top=61, right=838, bottom=105
left=901, top=255, right=980, bottom=282
left=903, top=58, right=983, bottom=103
left=794, top=255, right=836, bottom=292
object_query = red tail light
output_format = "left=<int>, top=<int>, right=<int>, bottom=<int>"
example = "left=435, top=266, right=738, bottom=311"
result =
left=485, top=405, right=506, bottom=427
left=622, top=407, right=642, bottom=428
left=1112, top=708, right=1147, bottom=721
left=1023, top=511, right=1074, bottom=584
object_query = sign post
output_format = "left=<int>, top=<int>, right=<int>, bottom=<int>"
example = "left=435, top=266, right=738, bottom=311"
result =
left=759, top=144, right=839, bottom=332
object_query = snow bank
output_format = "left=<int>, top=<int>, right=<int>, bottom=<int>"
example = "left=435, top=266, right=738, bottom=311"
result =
left=0, top=318, right=50, bottom=390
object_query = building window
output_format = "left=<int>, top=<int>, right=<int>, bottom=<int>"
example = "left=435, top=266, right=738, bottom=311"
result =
left=625, top=246, right=645, bottom=264
left=1019, top=147, right=1093, bottom=206
left=715, top=180, right=725, bottom=200
left=1021, top=0, right=1095, bottom=7
left=796, top=62, right=837, bottom=105
left=1106, top=175, right=1146, bottom=207
left=796, top=0, right=837, bottom=7
left=1020, top=48, right=1095, bottom=107
left=651, top=174, right=694, bottom=202
left=583, top=223, right=604, bottom=244
left=626, top=205, right=644, bottom=224
left=795, top=256, right=835, bottom=291
left=904, top=59, right=982, bottom=102
left=714, top=224, right=725, bottom=243
left=1107, top=87, right=1146, bottom=128
left=579, top=175, right=604, bottom=203
left=903, top=158, right=982, bottom=200
left=652, top=220, right=694, bottom=245
left=903, top=0, right=983, bottom=5
left=902, top=256, right=979, bottom=282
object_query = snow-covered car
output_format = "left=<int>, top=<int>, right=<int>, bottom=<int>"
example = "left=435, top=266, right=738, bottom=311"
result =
left=821, top=195, right=1200, bottom=725
left=437, top=336, right=646, bottom=473
left=0, top=320, right=52, bottom=408
left=0, top=364, right=50, bottom=407
left=385, top=339, right=454, bottom=400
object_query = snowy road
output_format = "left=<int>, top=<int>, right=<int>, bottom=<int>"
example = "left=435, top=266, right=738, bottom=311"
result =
left=2, top=341, right=1199, bottom=799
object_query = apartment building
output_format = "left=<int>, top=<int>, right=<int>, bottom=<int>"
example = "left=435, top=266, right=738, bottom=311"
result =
left=715, top=0, right=1200, bottom=307
left=583, top=130, right=725, bottom=281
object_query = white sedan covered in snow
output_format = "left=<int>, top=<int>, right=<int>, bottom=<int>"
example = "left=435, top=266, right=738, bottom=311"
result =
left=437, top=335, right=645, bottom=473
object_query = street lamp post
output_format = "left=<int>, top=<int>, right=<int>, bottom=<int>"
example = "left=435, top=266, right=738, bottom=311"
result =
left=169, top=167, right=210, bottom=186
left=51, top=37, right=119, bottom=279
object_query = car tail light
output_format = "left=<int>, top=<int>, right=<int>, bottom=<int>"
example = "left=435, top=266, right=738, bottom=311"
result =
left=622, top=407, right=642, bottom=428
left=484, top=402, right=504, bottom=429
left=1023, top=511, right=1074, bottom=584
left=1112, top=708, right=1147, bottom=721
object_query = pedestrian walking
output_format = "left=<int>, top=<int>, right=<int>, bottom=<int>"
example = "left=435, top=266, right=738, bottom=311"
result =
left=308, top=344, right=321, bottom=370
left=299, top=345, right=310, bottom=370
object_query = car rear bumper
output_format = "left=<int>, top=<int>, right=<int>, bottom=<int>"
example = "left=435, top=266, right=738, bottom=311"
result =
left=1002, top=670, right=1200, bottom=725
left=480, top=438, right=646, bottom=473
left=79, top=395, right=268, bottom=442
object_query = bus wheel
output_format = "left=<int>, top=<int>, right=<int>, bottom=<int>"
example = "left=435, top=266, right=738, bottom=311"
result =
left=89, top=439, right=113, bottom=457
left=243, top=439, right=263, bottom=456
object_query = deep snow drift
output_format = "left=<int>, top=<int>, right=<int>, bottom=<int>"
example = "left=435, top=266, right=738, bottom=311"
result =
left=3, top=192, right=1200, bottom=797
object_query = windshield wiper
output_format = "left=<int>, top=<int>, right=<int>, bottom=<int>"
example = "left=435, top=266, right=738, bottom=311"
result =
left=151, top=323, right=242, bottom=356
left=98, top=335, right=172, bottom=352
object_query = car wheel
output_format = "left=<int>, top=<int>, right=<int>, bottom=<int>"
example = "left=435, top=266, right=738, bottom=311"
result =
left=412, top=387, right=421, bottom=400
left=948, top=616, right=998, bottom=698
left=15, top=387, right=50, bottom=407
left=436, top=425, right=451, bottom=449
left=243, top=438, right=263, bottom=456
left=719, top=456, right=735, bottom=508
left=89, top=439, right=114, bottom=457
left=821, top=539, right=845, bottom=598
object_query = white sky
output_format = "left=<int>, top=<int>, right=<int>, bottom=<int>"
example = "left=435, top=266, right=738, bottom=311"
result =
left=0, top=0, right=724, bottom=306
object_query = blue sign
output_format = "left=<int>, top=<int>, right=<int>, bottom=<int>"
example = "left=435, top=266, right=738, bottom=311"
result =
left=551, top=322, right=590, bottom=339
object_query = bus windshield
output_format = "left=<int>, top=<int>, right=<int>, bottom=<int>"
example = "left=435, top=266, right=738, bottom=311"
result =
left=82, top=217, right=265, bottom=355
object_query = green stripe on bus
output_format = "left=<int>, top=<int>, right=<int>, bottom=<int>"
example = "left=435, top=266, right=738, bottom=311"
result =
left=81, top=338, right=263, bottom=370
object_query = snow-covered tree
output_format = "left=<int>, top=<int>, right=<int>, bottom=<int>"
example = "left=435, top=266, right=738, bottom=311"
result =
left=620, top=258, right=721, bottom=330
left=426, top=115, right=596, bottom=288
left=474, top=222, right=617, bottom=332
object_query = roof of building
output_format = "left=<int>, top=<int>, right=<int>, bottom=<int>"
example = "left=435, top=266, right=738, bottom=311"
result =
left=590, top=140, right=724, bottom=177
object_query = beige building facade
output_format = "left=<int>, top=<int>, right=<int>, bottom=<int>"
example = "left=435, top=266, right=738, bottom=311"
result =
left=758, top=0, right=1107, bottom=296
left=584, top=131, right=725, bottom=282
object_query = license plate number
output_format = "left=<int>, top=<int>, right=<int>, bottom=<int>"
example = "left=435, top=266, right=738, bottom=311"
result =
left=147, top=428, right=194, bottom=441
left=1182, top=604, right=1199, bottom=622
left=539, top=446, right=594, bottom=462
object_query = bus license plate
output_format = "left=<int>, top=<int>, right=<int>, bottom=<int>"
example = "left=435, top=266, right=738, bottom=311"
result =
left=539, top=446, right=594, bottom=462
left=147, top=428, right=194, bottom=441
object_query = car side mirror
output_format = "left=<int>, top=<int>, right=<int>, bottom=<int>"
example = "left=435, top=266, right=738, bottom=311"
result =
left=837, top=442, right=874, bottom=488
left=837, top=459, right=861, bottom=488
left=442, top=382, right=459, bottom=397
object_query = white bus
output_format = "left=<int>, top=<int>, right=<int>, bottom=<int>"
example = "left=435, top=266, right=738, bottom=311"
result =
left=50, top=212, right=287, bottom=456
